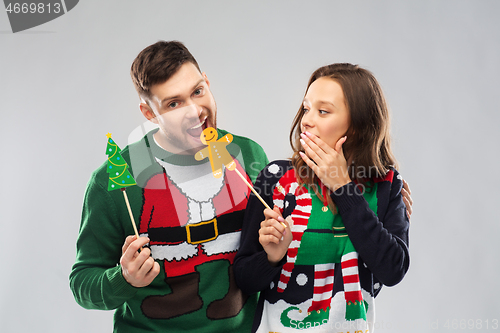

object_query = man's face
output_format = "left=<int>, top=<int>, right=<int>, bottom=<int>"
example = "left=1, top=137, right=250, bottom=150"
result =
left=140, top=62, right=217, bottom=155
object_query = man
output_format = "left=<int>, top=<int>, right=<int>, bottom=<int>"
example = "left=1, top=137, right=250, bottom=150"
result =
left=70, top=41, right=269, bottom=332
left=70, top=40, right=413, bottom=332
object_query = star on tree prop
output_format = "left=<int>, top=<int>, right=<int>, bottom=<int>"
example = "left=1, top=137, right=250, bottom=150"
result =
left=105, top=133, right=140, bottom=239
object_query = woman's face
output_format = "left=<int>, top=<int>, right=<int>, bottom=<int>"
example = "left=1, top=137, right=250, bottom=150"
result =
left=300, top=77, right=351, bottom=149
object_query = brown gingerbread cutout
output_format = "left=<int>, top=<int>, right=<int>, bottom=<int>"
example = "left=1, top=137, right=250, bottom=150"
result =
left=195, top=127, right=236, bottom=178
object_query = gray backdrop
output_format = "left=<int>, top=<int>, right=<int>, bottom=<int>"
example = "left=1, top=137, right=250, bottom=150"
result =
left=1, top=1, right=499, bottom=332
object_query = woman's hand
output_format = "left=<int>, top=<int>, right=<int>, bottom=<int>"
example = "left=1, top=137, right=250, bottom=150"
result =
left=299, top=131, right=351, bottom=191
left=259, top=206, right=293, bottom=266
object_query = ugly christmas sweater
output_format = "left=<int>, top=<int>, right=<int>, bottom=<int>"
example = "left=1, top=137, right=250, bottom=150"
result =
left=233, top=160, right=410, bottom=333
left=70, top=129, right=268, bottom=333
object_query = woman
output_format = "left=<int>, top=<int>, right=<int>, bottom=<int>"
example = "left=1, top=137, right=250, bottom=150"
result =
left=234, top=63, right=410, bottom=333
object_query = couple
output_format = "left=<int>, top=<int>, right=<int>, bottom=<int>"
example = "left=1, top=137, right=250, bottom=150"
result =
left=70, top=41, right=411, bottom=333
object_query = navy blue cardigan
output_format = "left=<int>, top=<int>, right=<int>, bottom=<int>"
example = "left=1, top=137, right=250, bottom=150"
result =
left=234, top=160, right=410, bottom=329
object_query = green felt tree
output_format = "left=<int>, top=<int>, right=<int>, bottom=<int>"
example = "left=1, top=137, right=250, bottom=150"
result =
left=106, top=133, right=136, bottom=191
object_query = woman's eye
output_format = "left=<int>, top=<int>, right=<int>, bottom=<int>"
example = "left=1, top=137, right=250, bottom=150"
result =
left=319, top=110, right=328, bottom=115
left=302, top=107, right=309, bottom=113
left=168, top=102, right=179, bottom=108
left=194, top=88, right=202, bottom=96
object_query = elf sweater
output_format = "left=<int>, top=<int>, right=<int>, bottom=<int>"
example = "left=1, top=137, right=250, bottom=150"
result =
left=70, top=129, right=268, bottom=333
left=233, top=160, right=410, bottom=333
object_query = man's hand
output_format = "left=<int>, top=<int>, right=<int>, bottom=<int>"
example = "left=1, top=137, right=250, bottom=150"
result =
left=402, top=179, right=413, bottom=220
left=120, top=236, right=160, bottom=287
left=259, top=206, right=293, bottom=266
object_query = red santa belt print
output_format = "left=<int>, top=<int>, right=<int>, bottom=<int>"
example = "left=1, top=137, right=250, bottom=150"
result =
left=147, top=210, right=245, bottom=245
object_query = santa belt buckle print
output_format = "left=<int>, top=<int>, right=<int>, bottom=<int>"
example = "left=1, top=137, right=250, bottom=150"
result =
left=146, top=210, right=245, bottom=245
left=186, top=218, right=219, bottom=244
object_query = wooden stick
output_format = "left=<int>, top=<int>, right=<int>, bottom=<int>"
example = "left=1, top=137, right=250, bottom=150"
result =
left=121, top=188, right=140, bottom=239
left=233, top=168, right=286, bottom=228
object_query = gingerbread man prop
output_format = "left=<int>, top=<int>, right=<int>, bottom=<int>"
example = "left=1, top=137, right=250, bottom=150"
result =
left=195, top=127, right=286, bottom=228
left=195, top=127, right=236, bottom=178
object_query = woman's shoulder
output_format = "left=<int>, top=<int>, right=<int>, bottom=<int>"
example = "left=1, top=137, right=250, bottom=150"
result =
left=255, top=160, right=294, bottom=185
left=372, top=166, right=402, bottom=185
left=371, top=167, right=404, bottom=202
left=264, top=159, right=293, bottom=172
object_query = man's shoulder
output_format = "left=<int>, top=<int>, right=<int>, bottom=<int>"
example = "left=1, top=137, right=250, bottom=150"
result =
left=83, top=159, right=112, bottom=200
left=218, top=128, right=269, bottom=183
left=218, top=128, right=265, bottom=151
left=218, top=128, right=267, bottom=160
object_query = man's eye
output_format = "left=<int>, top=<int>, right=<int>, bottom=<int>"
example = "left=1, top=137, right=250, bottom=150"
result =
left=168, top=102, right=179, bottom=108
left=194, top=88, right=202, bottom=96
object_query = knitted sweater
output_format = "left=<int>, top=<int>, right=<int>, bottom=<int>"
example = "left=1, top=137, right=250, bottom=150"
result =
left=70, top=129, right=268, bottom=333
left=233, top=160, right=410, bottom=333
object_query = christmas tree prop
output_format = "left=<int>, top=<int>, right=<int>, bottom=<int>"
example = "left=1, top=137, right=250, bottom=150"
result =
left=195, top=128, right=285, bottom=228
left=106, top=133, right=140, bottom=239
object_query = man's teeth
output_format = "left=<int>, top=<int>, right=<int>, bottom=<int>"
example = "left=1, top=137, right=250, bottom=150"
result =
left=190, top=119, right=206, bottom=129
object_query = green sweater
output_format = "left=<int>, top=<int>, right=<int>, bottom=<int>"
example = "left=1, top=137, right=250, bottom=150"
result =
left=70, top=129, right=268, bottom=332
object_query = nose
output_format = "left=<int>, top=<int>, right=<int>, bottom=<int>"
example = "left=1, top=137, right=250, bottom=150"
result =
left=301, top=109, right=314, bottom=131
left=185, top=102, right=203, bottom=118
left=194, top=102, right=203, bottom=116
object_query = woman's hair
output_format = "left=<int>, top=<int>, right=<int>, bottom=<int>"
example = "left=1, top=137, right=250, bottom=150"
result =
left=290, top=63, right=397, bottom=206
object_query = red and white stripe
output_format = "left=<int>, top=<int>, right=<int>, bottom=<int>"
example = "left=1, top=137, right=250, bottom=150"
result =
left=309, top=263, right=335, bottom=312
left=273, top=170, right=312, bottom=293
left=341, top=251, right=363, bottom=304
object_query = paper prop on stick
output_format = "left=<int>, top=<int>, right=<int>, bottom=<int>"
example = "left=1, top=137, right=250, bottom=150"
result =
left=106, top=134, right=136, bottom=190
left=105, top=133, right=140, bottom=239
left=195, top=128, right=286, bottom=228
left=194, top=127, right=236, bottom=178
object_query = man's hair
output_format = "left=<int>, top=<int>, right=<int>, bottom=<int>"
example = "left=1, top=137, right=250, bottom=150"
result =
left=130, top=40, right=201, bottom=100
